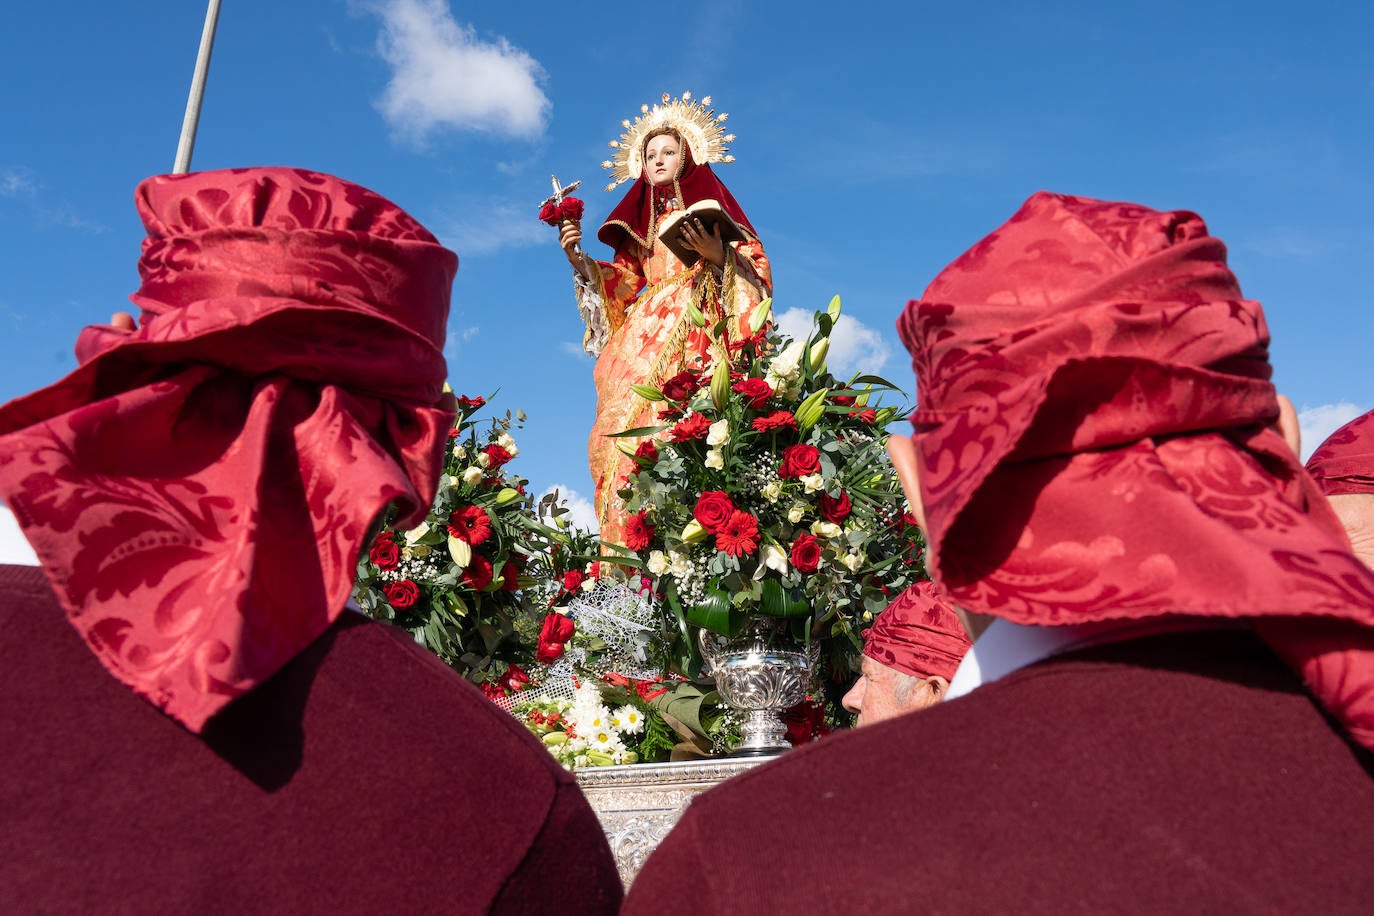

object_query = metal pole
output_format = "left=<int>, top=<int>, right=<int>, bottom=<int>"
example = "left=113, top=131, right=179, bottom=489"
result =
left=172, top=0, right=223, bottom=174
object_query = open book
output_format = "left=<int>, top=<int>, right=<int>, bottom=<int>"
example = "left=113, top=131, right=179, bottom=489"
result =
left=657, top=199, right=748, bottom=266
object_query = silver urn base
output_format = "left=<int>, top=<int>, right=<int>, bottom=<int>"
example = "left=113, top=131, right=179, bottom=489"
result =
left=701, top=631, right=813, bottom=756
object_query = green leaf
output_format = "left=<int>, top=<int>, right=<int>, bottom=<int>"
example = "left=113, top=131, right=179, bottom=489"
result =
left=759, top=578, right=810, bottom=617
left=604, top=424, right=670, bottom=438
left=685, top=587, right=744, bottom=636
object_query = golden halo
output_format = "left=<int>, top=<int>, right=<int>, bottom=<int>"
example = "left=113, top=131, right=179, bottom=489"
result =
left=599, top=91, right=737, bottom=192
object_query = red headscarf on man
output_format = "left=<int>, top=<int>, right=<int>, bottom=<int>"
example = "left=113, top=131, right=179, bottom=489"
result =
left=0, top=167, right=457, bottom=732
left=597, top=130, right=757, bottom=255
left=1307, top=410, right=1374, bottom=496
left=862, top=581, right=971, bottom=681
left=896, top=191, right=1374, bottom=749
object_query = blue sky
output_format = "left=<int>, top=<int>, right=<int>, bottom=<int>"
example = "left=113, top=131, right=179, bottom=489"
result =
left=2, top=1, right=1372, bottom=560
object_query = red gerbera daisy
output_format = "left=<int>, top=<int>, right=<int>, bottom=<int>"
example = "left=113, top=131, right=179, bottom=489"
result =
left=447, top=505, right=492, bottom=546
left=716, top=510, right=760, bottom=557
left=670, top=413, right=711, bottom=442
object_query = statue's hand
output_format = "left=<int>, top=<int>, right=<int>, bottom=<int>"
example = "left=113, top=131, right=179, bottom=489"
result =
left=678, top=219, right=725, bottom=270
left=559, top=219, right=591, bottom=277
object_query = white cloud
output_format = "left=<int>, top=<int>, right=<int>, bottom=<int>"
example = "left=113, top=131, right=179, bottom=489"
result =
left=366, top=0, right=550, bottom=144
left=1, top=167, right=36, bottom=198
left=1299, top=401, right=1365, bottom=461
left=558, top=341, right=590, bottom=360
left=0, top=505, right=38, bottom=565
left=437, top=200, right=548, bottom=256
left=774, top=307, right=892, bottom=379
left=539, top=484, right=599, bottom=533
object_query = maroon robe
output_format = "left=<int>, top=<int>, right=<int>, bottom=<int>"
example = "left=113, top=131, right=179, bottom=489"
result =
left=0, top=565, right=621, bottom=914
left=625, top=629, right=1374, bottom=913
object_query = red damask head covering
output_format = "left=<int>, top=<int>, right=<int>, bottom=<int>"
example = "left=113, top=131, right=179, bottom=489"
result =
left=896, top=191, right=1374, bottom=749
left=1307, top=411, right=1374, bottom=496
left=597, top=133, right=757, bottom=255
left=0, top=167, right=458, bottom=732
left=863, top=581, right=972, bottom=681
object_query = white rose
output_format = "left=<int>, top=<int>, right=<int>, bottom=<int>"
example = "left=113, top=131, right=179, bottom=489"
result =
left=762, top=543, right=789, bottom=574
left=668, top=551, right=693, bottom=579
left=646, top=550, right=669, bottom=575
left=497, top=432, right=516, bottom=450
left=453, top=445, right=468, bottom=459
left=462, top=466, right=483, bottom=486
left=705, top=448, right=725, bottom=469
left=787, top=505, right=805, bottom=524
left=770, top=340, right=804, bottom=379
left=476, top=452, right=491, bottom=469
left=841, top=551, right=863, bottom=573
left=762, top=480, right=782, bottom=503
left=801, top=473, right=825, bottom=493
left=707, top=419, right=730, bottom=446
left=811, top=520, right=842, bottom=539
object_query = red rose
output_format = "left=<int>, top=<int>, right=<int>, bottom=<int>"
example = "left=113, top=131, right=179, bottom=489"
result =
left=562, top=569, right=586, bottom=592
left=779, top=443, right=821, bottom=479
left=661, top=370, right=703, bottom=402
left=498, top=663, right=530, bottom=692
left=670, top=413, right=711, bottom=442
left=500, top=560, right=521, bottom=592
left=716, top=510, right=760, bottom=557
left=457, top=395, right=486, bottom=411
left=447, top=428, right=462, bottom=439
left=694, top=491, right=736, bottom=533
left=819, top=490, right=852, bottom=524
left=369, top=533, right=400, bottom=571
left=852, top=408, right=878, bottom=424
left=483, top=443, right=513, bottom=469
left=536, top=612, right=576, bottom=664
left=448, top=505, right=492, bottom=545
left=558, top=197, right=585, bottom=221
left=830, top=395, right=856, bottom=406
left=634, top=440, right=660, bottom=465
left=730, top=378, right=773, bottom=409
left=538, top=200, right=560, bottom=225
left=463, top=555, right=494, bottom=590
left=383, top=579, right=420, bottom=609
left=790, top=534, right=822, bottom=573
left=783, top=699, right=831, bottom=747
left=624, top=511, right=655, bottom=551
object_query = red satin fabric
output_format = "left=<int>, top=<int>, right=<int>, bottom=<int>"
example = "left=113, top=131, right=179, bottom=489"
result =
left=862, top=581, right=971, bottom=681
left=597, top=139, right=757, bottom=254
left=1307, top=411, right=1374, bottom=496
left=0, top=167, right=457, bottom=732
left=896, top=191, right=1374, bottom=749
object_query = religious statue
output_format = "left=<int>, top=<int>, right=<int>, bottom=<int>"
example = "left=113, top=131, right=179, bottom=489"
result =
left=555, top=93, right=773, bottom=545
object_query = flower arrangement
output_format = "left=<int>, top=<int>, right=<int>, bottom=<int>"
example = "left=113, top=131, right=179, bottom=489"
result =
left=513, top=682, right=676, bottom=769
left=615, top=296, right=928, bottom=685
left=353, top=395, right=554, bottom=691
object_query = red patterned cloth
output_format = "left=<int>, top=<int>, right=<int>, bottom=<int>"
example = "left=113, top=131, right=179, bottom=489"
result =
left=862, top=581, right=971, bottom=681
left=0, top=168, right=457, bottom=732
left=1307, top=410, right=1374, bottom=496
left=896, top=191, right=1374, bottom=750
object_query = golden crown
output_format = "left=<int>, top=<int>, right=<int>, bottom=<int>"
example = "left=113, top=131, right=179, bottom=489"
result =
left=600, top=91, right=736, bottom=192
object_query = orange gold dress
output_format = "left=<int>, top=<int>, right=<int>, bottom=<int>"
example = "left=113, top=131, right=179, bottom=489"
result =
left=578, top=225, right=771, bottom=545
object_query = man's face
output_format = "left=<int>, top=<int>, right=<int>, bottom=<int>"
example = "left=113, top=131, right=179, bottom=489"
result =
left=842, top=655, right=937, bottom=727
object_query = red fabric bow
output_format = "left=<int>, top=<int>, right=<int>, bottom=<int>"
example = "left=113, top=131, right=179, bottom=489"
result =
left=0, top=167, right=457, bottom=732
left=1307, top=411, right=1374, bottom=496
left=896, top=191, right=1374, bottom=750
left=862, top=581, right=971, bottom=681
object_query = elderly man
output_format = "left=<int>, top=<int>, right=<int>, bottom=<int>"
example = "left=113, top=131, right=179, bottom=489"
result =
left=1308, top=410, right=1374, bottom=571
left=842, top=580, right=971, bottom=725
left=624, top=192, right=1374, bottom=913
left=0, top=168, right=620, bottom=913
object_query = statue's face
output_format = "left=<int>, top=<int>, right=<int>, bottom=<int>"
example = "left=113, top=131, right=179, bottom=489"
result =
left=644, top=134, right=682, bottom=187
